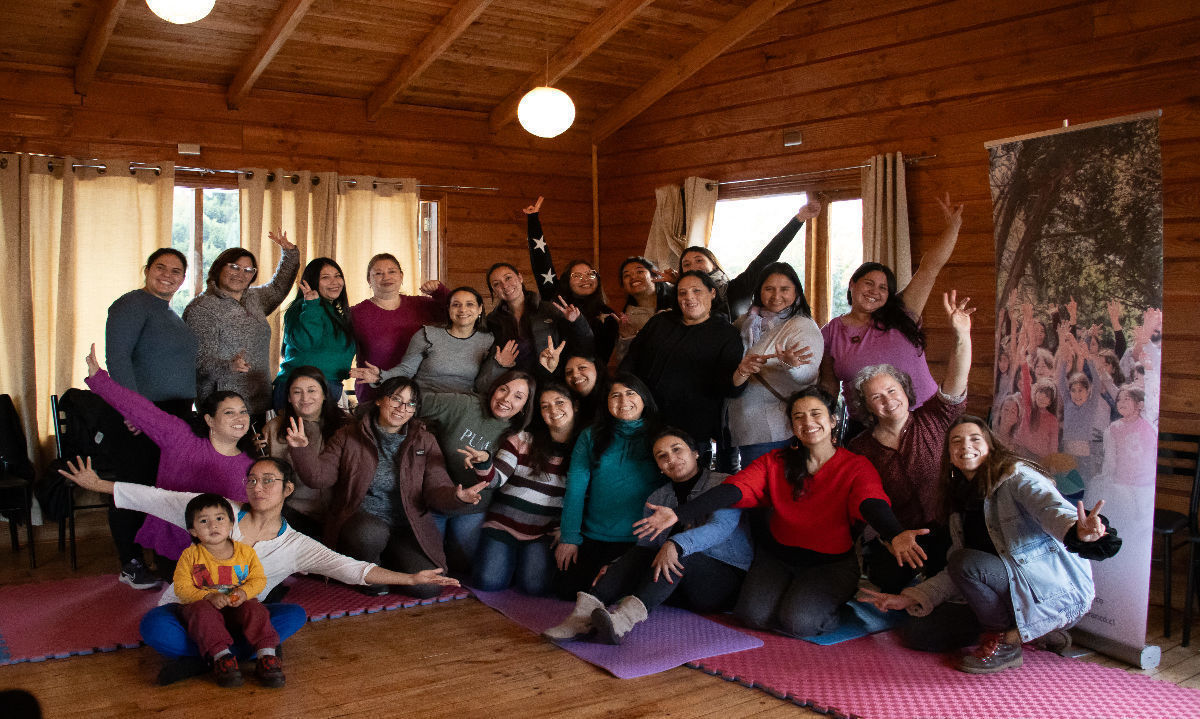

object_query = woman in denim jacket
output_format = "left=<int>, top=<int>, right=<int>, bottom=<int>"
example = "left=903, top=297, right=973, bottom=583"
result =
left=861, top=415, right=1118, bottom=674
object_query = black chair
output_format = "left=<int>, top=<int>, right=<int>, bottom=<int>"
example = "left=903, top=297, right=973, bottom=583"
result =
left=51, top=393, right=112, bottom=570
left=0, top=394, right=36, bottom=569
left=1175, top=435, right=1200, bottom=647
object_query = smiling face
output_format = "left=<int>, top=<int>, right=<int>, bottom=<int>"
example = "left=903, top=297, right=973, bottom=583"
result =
left=621, top=263, right=654, bottom=296
left=218, top=256, right=257, bottom=294
left=567, top=263, right=599, bottom=298
left=1116, top=389, right=1142, bottom=420
left=368, top=259, right=403, bottom=297
left=1034, top=388, right=1052, bottom=410
left=204, top=397, right=250, bottom=444
left=653, top=434, right=700, bottom=482
left=862, top=372, right=910, bottom=423
left=948, top=422, right=990, bottom=478
left=790, top=395, right=834, bottom=449
left=144, top=254, right=186, bottom=300
left=539, top=390, right=575, bottom=433
left=760, top=272, right=797, bottom=314
left=189, top=505, right=233, bottom=547
left=677, top=276, right=715, bottom=325
left=607, top=382, right=645, bottom=422
left=680, top=250, right=716, bottom=274
left=288, top=375, right=325, bottom=421
left=448, top=290, right=482, bottom=329
left=999, top=398, right=1020, bottom=431
left=488, top=267, right=525, bottom=305
left=376, top=386, right=417, bottom=431
left=564, top=356, right=597, bottom=396
left=1069, top=381, right=1090, bottom=407
left=490, top=379, right=530, bottom=419
left=317, top=263, right=345, bottom=302
left=849, top=270, right=889, bottom=315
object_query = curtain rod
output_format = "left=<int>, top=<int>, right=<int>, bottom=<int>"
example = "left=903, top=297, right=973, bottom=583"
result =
left=707, top=153, right=936, bottom=190
left=0, top=152, right=498, bottom=192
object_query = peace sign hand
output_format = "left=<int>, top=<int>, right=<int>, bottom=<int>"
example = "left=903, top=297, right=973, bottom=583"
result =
left=455, top=480, right=489, bottom=505
left=456, top=445, right=490, bottom=469
left=539, top=336, right=567, bottom=374
left=285, top=416, right=309, bottom=448
left=1075, top=500, right=1107, bottom=543
left=552, top=295, right=580, bottom=323
left=299, top=280, right=319, bottom=301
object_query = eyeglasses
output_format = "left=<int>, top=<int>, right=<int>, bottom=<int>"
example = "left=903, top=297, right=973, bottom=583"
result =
left=386, top=395, right=418, bottom=410
left=244, top=477, right=280, bottom=487
left=225, top=263, right=257, bottom=275
left=570, top=271, right=598, bottom=281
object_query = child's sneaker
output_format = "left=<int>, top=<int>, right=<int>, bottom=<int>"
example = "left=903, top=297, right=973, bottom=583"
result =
left=255, top=654, right=286, bottom=688
left=213, top=654, right=243, bottom=688
left=119, top=559, right=162, bottom=590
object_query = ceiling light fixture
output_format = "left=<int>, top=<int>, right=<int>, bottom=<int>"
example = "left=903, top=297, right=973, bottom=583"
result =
left=517, top=44, right=574, bottom=139
left=146, top=0, right=216, bottom=25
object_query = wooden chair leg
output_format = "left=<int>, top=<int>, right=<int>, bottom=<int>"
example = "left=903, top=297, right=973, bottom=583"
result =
left=1164, top=533, right=1174, bottom=638
left=1184, top=542, right=1197, bottom=648
left=7, top=514, right=17, bottom=552
left=68, top=508, right=78, bottom=570
left=58, top=516, right=66, bottom=551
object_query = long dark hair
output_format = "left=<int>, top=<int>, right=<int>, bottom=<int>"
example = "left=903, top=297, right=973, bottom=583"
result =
left=274, top=366, right=349, bottom=443
left=847, top=262, right=925, bottom=350
left=588, top=373, right=659, bottom=467
left=484, top=369, right=538, bottom=437
left=145, top=247, right=188, bottom=273
left=485, top=262, right=523, bottom=303
left=751, top=261, right=812, bottom=318
left=284, top=258, right=353, bottom=343
left=678, top=246, right=725, bottom=274
left=445, top=285, right=487, bottom=332
left=939, top=415, right=1031, bottom=522
left=196, top=390, right=258, bottom=455
left=561, top=259, right=610, bottom=316
left=527, top=381, right=580, bottom=475
left=780, top=386, right=838, bottom=501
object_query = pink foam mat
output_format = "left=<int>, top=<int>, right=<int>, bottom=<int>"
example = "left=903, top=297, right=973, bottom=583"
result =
left=281, top=575, right=470, bottom=619
left=691, top=621, right=1200, bottom=719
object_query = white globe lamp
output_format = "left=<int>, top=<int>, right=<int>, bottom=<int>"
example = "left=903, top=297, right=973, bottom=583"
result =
left=146, top=0, right=216, bottom=24
left=517, top=86, right=576, bottom=139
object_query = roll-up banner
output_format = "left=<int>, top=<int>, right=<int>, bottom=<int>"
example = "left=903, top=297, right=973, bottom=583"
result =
left=985, top=112, right=1163, bottom=668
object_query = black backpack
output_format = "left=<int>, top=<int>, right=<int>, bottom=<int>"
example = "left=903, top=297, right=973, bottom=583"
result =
left=0, top=394, right=34, bottom=481
left=35, top=389, right=126, bottom=520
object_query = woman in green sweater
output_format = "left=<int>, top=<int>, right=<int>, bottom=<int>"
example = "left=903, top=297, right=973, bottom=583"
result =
left=273, top=257, right=356, bottom=409
left=554, top=373, right=663, bottom=599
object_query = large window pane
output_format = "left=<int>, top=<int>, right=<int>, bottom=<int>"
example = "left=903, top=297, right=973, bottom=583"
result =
left=170, top=187, right=196, bottom=315
left=708, top=193, right=807, bottom=287
left=828, top=198, right=863, bottom=319
left=202, top=189, right=240, bottom=281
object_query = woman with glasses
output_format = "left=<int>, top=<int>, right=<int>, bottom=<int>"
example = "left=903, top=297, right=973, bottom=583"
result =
left=286, top=376, right=472, bottom=597
left=184, top=232, right=299, bottom=425
left=82, top=345, right=256, bottom=579
left=521, top=197, right=619, bottom=364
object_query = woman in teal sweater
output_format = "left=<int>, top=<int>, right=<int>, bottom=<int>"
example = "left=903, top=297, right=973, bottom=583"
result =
left=555, top=373, right=663, bottom=598
left=273, top=258, right=356, bottom=408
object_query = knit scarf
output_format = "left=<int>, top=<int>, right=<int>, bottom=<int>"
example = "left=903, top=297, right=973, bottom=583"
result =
left=740, top=305, right=790, bottom=350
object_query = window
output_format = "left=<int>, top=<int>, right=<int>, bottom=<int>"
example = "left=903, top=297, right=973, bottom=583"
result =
left=827, top=198, right=863, bottom=319
left=419, top=197, right=444, bottom=283
left=709, top=193, right=808, bottom=286
left=171, top=186, right=241, bottom=315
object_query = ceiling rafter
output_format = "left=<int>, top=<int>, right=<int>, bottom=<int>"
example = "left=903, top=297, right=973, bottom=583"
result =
left=74, top=0, right=127, bottom=95
left=591, top=0, right=797, bottom=144
left=366, top=0, right=496, bottom=121
left=488, top=0, right=655, bottom=133
left=227, top=0, right=318, bottom=109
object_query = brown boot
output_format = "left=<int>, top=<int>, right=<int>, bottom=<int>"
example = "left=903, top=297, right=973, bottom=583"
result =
left=957, top=631, right=1024, bottom=674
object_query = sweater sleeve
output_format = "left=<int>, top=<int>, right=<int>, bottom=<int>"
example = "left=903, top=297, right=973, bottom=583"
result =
left=254, top=247, right=301, bottom=316
left=386, top=326, right=431, bottom=381
left=172, top=546, right=208, bottom=604
left=184, top=295, right=232, bottom=386
left=85, top=370, right=191, bottom=449
left=526, top=212, right=561, bottom=302
left=674, top=483, right=744, bottom=527
left=289, top=427, right=348, bottom=490
left=670, top=507, right=741, bottom=557
left=287, top=531, right=375, bottom=586
left=105, top=296, right=147, bottom=392
left=726, top=217, right=803, bottom=315
left=284, top=298, right=332, bottom=352
left=559, top=429, right=595, bottom=545
left=113, top=482, right=200, bottom=528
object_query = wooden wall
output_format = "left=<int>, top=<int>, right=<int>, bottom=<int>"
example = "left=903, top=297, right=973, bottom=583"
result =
left=0, top=66, right=595, bottom=295
left=597, top=0, right=1200, bottom=510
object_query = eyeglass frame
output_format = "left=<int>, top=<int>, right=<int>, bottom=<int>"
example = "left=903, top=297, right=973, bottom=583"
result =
left=569, top=270, right=598, bottom=281
left=243, top=476, right=281, bottom=487
left=224, top=262, right=258, bottom=275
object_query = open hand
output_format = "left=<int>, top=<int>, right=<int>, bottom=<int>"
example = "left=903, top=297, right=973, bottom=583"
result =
left=495, top=340, right=519, bottom=368
left=650, top=541, right=685, bottom=584
left=857, top=588, right=915, bottom=612
left=411, top=568, right=459, bottom=587
left=349, top=361, right=382, bottom=384
left=943, top=290, right=975, bottom=336
left=776, top=342, right=814, bottom=368
left=887, top=528, right=930, bottom=568
left=632, top=503, right=678, bottom=542
left=268, top=229, right=295, bottom=250
left=57, top=456, right=112, bottom=494
left=555, top=543, right=578, bottom=571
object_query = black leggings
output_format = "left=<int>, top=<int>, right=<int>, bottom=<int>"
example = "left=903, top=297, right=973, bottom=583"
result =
left=591, top=545, right=744, bottom=613
left=553, top=538, right=632, bottom=600
left=338, top=510, right=440, bottom=599
left=734, top=549, right=860, bottom=638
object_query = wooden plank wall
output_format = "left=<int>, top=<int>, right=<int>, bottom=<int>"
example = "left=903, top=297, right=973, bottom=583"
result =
left=596, top=0, right=1200, bottom=511
left=0, top=67, right=594, bottom=295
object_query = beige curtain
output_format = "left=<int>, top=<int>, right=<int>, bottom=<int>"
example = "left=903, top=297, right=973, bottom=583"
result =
left=0, top=154, right=173, bottom=463
left=683, top=176, right=718, bottom=249
left=335, top=177, right=420, bottom=300
left=861, top=152, right=912, bottom=287
left=643, top=184, right=685, bottom=272
left=239, top=169, right=338, bottom=374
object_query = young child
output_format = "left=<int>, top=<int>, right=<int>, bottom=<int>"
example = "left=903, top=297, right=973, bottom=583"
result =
left=174, top=493, right=282, bottom=689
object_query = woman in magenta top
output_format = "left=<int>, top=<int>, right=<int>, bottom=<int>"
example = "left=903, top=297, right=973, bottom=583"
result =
left=82, top=346, right=254, bottom=568
left=819, top=194, right=963, bottom=428
left=350, top=253, right=449, bottom=404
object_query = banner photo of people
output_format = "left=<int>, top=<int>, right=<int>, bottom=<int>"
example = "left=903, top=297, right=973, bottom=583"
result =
left=985, top=113, right=1163, bottom=663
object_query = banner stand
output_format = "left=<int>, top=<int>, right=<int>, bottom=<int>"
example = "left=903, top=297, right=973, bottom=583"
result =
left=1072, top=629, right=1160, bottom=670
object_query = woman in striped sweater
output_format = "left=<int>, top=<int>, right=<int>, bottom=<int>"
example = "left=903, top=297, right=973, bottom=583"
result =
left=457, top=380, right=579, bottom=595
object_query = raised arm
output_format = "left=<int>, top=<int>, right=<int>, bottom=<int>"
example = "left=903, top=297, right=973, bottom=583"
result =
left=900, top=193, right=964, bottom=318
left=523, top=197, right=562, bottom=303
left=254, top=232, right=301, bottom=315
left=940, top=290, right=974, bottom=397
left=84, top=349, right=190, bottom=448
left=725, top=201, right=822, bottom=314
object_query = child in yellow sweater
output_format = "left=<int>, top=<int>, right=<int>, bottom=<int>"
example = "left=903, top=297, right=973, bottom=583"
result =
left=174, top=493, right=283, bottom=688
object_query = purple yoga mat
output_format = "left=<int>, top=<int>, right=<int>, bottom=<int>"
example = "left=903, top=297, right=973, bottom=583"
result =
left=470, top=588, right=763, bottom=679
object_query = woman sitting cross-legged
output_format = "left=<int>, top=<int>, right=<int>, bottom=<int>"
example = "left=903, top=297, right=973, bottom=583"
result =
left=458, top=381, right=580, bottom=595
left=544, top=427, right=752, bottom=643
left=636, top=386, right=927, bottom=639
left=287, top=376, right=479, bottom=597
left=59, top=456, right=457, bottom=685
left=858, top=416, right=1120, bottom=674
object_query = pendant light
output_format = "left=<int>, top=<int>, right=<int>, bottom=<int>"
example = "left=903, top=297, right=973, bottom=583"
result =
left=146, top=0, right=216, bottom=25
left=517, top=45, right=575, bottom=139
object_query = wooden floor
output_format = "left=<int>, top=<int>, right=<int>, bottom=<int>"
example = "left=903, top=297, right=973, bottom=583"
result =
left=2, top=514, right=1198, bottom=717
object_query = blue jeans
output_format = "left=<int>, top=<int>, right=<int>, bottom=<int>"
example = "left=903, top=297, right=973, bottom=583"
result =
left=737, top=440, right=789, bottom=469
left=140, top=602, right=307, bottom=660
left=472, top=533, right=553, bottom=595
left=432, top=511, right=486, bottom=575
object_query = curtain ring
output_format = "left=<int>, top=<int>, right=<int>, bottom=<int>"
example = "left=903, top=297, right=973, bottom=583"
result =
left=244, top=171, right=254, bottom=180
left=290, top=174, right=300, bottom=185
left=0, top=157, right=7, bottom=170
left=267, top=172, right=276, bottom=182
left=311, top=176, right=320, bottom=186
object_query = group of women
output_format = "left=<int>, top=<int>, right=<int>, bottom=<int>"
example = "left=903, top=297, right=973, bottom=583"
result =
left=75, top=193, right=1118, bottom=683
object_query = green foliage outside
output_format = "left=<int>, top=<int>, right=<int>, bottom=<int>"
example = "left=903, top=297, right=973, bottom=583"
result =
left=169, top=188, right=240, bottom=315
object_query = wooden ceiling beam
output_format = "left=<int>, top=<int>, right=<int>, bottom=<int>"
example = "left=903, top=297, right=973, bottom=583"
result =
left=366, top=0, right=496, bottom=121
left=74, top=0, right=126, bottom=95
left=488, top=0, right=654, bottom=132
left=227, top=0, right=317, bottom=109
left=591, top=0, right=796, bottom=144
